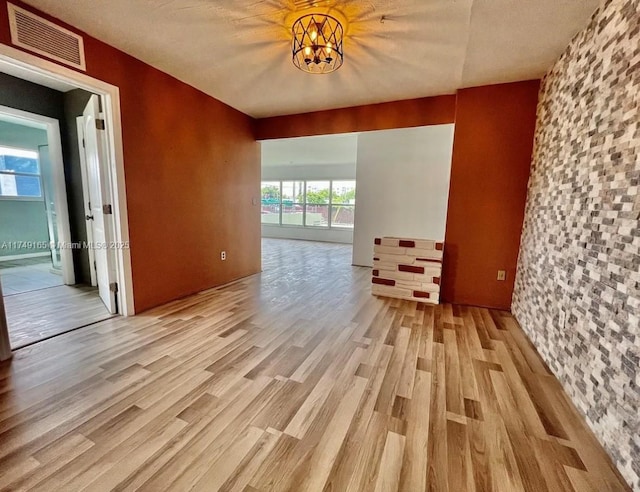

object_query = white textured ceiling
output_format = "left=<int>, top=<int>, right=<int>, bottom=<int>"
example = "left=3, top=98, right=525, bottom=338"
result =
left=262, top=133, right=358, bottom=166
left=22, top=0, right=600, bottom=118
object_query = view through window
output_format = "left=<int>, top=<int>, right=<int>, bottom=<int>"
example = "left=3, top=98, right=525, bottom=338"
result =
left=261, top=179, right=356, bottom=229
left=0, top=146, right=42, bottom=198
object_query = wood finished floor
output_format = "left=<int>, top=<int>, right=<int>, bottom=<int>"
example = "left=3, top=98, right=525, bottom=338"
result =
left=0, top=239, right=630, bottom=491
left=0, top=257, right=63, bottom=296
left=4, top=285, right=113, bottom=349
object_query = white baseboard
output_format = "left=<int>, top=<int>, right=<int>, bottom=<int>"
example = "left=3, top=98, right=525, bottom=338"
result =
left=261, top=225, right=354, bottom=244
left=0, top=252, right=50, bottom=262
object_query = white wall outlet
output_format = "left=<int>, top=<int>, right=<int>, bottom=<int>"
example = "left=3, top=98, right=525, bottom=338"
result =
left=558, top=308, right=566, bottom=329
left=221, top=251, right=227, bottom=261
left=497, top=270, right=506, bottom=281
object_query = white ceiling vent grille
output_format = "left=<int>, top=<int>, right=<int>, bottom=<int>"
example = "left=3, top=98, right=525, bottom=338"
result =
left=7, top=3, right=86, bottom=71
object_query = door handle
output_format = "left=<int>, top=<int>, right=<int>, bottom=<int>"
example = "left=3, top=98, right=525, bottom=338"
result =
left=86, top=214, right=94, bottom=221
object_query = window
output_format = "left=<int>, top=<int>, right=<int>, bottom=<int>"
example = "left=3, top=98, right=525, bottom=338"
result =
left=260, top=181, right=281, bottom=224
left=281, top=181, right=305, bottom=226
left=331, top=180, right=356, bottom=228
left=305, top=181, right=329, bottom=227
left=0, top=146, right=42, bottom=199
left=261, top=179, right=356, bottom=229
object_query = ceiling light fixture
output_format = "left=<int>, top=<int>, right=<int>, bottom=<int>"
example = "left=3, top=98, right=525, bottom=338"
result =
left=292, top=13, right=344, bottom=74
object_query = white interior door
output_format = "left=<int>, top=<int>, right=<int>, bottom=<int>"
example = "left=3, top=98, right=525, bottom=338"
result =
left=76, top=117, right=97, bottom=287
left=83, top=95, right=117, bottom=313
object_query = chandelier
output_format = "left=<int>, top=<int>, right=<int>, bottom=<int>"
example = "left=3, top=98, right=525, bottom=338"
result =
left=292, top=14, right=344, bottom=74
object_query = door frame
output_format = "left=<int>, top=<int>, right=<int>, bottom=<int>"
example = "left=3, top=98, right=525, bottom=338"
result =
left=0, top=43, right=134, bottom=360
left=82, top=94, right=118, bottom=313
left=0, top=280, right=9, bottom=361
left=0, top=104, right=75, bottom=284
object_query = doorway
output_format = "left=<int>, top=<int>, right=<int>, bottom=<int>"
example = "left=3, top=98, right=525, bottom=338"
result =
left=0, top=105, right=74, bottom=286
left=78, top=94, right=119, bottom=313
left=0, top=96, right=116, bottom=348
left=0, top=43, right=133, bottom=359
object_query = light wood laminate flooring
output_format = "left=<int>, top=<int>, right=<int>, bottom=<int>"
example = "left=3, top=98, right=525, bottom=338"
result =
left=4, top=285, right=112, bottom=348
left=0, top=239, right=630, bottom=491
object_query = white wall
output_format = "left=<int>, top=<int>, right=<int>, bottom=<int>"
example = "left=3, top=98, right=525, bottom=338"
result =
left=261, top=133, right=357, bottom=167
left=0, top=120, right=47, bottom=149
left=261, top=225, right=353, bottom=243
left=262, top=162, right=356, bottom=181
left=352, top=124, right=454, bottom=267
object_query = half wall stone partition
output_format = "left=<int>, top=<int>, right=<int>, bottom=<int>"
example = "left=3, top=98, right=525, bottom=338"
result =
left=372, top=237, right=443, bottom=304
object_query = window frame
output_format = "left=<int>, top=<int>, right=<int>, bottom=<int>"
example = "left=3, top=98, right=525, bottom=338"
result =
left=329, top=180, right=356, bottom=229
left=0, top=146, right=44, bottom=201
left=261, top=179, right=355, bottom=230
left=259, top=181, right=283, bottom=226
left=280, top=180, right=305, bottom=228
left=303, top=180, right=330, bottom=228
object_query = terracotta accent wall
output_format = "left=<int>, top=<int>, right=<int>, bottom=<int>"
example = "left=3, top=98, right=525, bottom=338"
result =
left=441, top=81, right=540, bottom=309
left=255, top=95, right=456, bottom=140
left=513, top=0, right=639, bottom=488
left=0, top=1, right=261, bottom=312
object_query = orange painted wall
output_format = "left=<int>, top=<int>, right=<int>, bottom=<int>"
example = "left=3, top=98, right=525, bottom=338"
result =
left=255, top=95, right=457, bottom=140
left=0, top=1, right=261, bottom=312
left=441, top=81, right=540, bottom=309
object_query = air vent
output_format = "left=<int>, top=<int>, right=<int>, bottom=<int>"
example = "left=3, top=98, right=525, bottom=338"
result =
left=7, top=3, right=86, bottom=71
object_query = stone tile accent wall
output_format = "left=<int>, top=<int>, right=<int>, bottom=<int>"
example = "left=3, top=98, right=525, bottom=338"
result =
left=372, top=237, right=443, bottom=303
left=512, top=0, right=640, bottom=488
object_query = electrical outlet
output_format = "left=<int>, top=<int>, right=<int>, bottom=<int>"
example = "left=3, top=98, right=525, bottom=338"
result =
left=558, top=309, right=566, bottom=329
left=497, top=270, right=506, bottom=281
left=221, top=251, right=227, bottom=261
